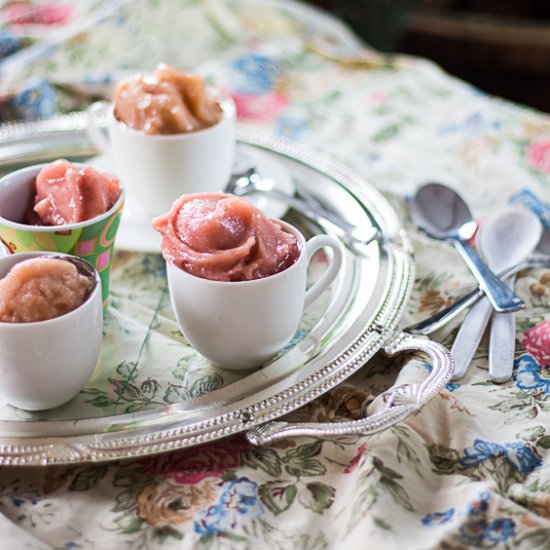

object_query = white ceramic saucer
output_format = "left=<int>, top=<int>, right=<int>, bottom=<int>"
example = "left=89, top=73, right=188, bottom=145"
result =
left=89, top=144, right=295, bottom=253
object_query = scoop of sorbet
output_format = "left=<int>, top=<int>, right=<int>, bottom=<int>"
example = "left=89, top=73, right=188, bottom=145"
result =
left=113, top=64, right=222, bottom=135
left=152, top=193, right=300, bottom=282
left=0, top=257, right=94, bottom=323
left=30, top=159, right=121, bottom=225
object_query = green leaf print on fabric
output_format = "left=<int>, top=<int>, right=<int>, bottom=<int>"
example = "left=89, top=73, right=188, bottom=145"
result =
left=298, top=482, right=335, bottom=513
left=284, top=439, right=323, bottom=460
left=285, top=458, right=326, bottom=478
left=68, top=466, right=109, bottom=492
left=426, top=444, right=462, bottom=472
left=190, top=374, right=224, bottom=397
left=489, top=389, right=546, bottom=424
left=537, top=436, right=550, bottom=449
left=344, top=454, right=414, bottom=534
left=282, top=440, right=326, bottom=477
left=372, top=457, right=413, bottom=512
left=372, top=116, right=414, bottom=143
left=258, top=481, right=297, bottom=515
left=242, top=448, right=282, bottom=477
left=346, top=483, right=378, bottom=533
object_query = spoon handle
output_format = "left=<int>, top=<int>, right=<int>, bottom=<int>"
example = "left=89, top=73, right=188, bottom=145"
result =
left=405, top=258, right=550, bottom=336
left=452, top=238, right=524, bottom=313
left=255, top=187, right=358, bottom=233
left=488, top=276, right=517, bottom=383
left=450, top=296, right=493, bottom=381
left=236, top=186, right=376, bottom=244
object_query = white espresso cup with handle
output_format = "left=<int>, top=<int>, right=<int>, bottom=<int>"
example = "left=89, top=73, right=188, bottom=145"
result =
left=87, top=95, right=236, bottom=218
left=166, top=221, right=343, bottom=370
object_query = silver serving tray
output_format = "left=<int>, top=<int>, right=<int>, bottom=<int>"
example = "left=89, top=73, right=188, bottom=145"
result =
left=0, top=115, right=453, bottom=465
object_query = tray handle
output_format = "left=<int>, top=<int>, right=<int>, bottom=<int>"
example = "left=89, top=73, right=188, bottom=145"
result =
left=246, top=333, right=454, bottom=445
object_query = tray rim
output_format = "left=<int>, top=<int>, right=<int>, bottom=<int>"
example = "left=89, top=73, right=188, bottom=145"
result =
left=0, top=118, right=414, bottom=465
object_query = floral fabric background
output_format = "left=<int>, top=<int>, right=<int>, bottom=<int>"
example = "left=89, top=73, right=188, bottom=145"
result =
left=1, top=0, right=550, bottom=548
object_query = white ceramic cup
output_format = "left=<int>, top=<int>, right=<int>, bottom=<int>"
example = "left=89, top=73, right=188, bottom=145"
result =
left=0, top=252, right=103, bottom=410
left=166, top=221, right=343, bottom=370
left=87, top=95, right=236, bottom=218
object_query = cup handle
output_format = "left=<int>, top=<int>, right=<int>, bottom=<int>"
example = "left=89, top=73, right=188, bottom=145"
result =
left=304, top=235, right=343, bottom=310
left=86, top=101, right=111, bottom=156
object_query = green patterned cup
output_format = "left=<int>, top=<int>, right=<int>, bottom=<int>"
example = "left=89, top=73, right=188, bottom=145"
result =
left=0, top=164, right=124, bottom=308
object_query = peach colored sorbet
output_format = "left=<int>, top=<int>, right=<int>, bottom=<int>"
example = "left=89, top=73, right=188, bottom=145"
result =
left=0, top=258, right=94, bottom=323
left=152, top=193, right=300, bottom=282
left=29, top=159, right=121, bottom=225
left=113, top=64, right=222, bottom=135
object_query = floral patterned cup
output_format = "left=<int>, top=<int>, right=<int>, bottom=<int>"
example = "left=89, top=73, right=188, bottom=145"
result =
left=0, top=164, right=124, bottom=307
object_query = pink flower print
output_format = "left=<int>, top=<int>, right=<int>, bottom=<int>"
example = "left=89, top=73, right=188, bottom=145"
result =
left=521, top=320, right=550, bottom=366
left=3, top=3, right=72, bottom=26
left=526, top=141, right=550, bottom=175
left=344, top=442, right=367, bottom=473
left=231, top=91, right=288, bottom=123
left=368, top=91, right=387, bottom=105
left=137, top=438, right=250, bottom=484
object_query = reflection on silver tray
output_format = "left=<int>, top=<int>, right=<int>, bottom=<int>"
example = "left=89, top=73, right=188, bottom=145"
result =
left=0, top=116, right=453, bottom=465
left=88, top=144, right=296, bottom=253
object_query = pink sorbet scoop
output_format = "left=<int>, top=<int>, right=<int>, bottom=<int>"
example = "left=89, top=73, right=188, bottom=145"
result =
left=30, top=159, right=121, bottom=225
left=152, top=193, right=300, bottom=282
left=0, top=257, right=94, bottom=323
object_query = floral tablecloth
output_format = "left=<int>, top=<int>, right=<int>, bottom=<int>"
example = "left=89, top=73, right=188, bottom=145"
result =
left=1, top=1, right=550, bottom=548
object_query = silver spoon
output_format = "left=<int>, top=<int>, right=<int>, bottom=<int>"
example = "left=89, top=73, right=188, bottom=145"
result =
left=55, top=255, right=97, bottom=280
left=408, top=183, right=524, bottom=313
left=406, top=225, right=550, bottom=336
left=450, top=207, right=542, bottom=381
left=225, top=167, right=379, bottom=246
left=485, top=212, right=545, bottom=382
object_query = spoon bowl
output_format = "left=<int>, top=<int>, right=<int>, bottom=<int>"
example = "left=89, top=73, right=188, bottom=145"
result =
left=460, top=206, right=543, bottom=382
left=409, top=182, right=524, bottom=313
left=409, top=184, right=476, bottom=240
left=225, top=166, right=379, bottom=246
left=478, top=207, right=543, bottom=271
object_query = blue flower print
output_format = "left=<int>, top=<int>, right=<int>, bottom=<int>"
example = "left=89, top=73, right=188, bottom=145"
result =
left=439, top=111, right=500, bottom=137
left=459, top=439, right=541, bottom=473
left=275, top=113, right=307, bottom=140
left=467, top=491, right=490, bottom=516
left=11, top=79, right=57, bottom=121
left=486, top=518, right=515, bottom=544
left=514, top=354, right=550, bottom=395
left=421, top=508, right=454, bottom=526
left=509, top=189, right=550, bottom=230
left=0, top=29, right=25, bottom=59
left=230, top=53, right=280, bottom=94
left=459, top=517, right=515, bottom=546
left=460, top=439, right=504, bottom=468
left=11, top=496, right=37, bottom=507
left=459, top=519, right=488, bottom=546
left=503, top=441, right=542, bottom=473
left=195, top=478, right=264, bottom=536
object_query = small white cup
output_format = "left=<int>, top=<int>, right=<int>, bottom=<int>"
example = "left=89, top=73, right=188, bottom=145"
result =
left=87, top=95, right=236, bottom=218
left=0, top=252, right=103, bottom=410
left=166, top=221, right=343, bottom=370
